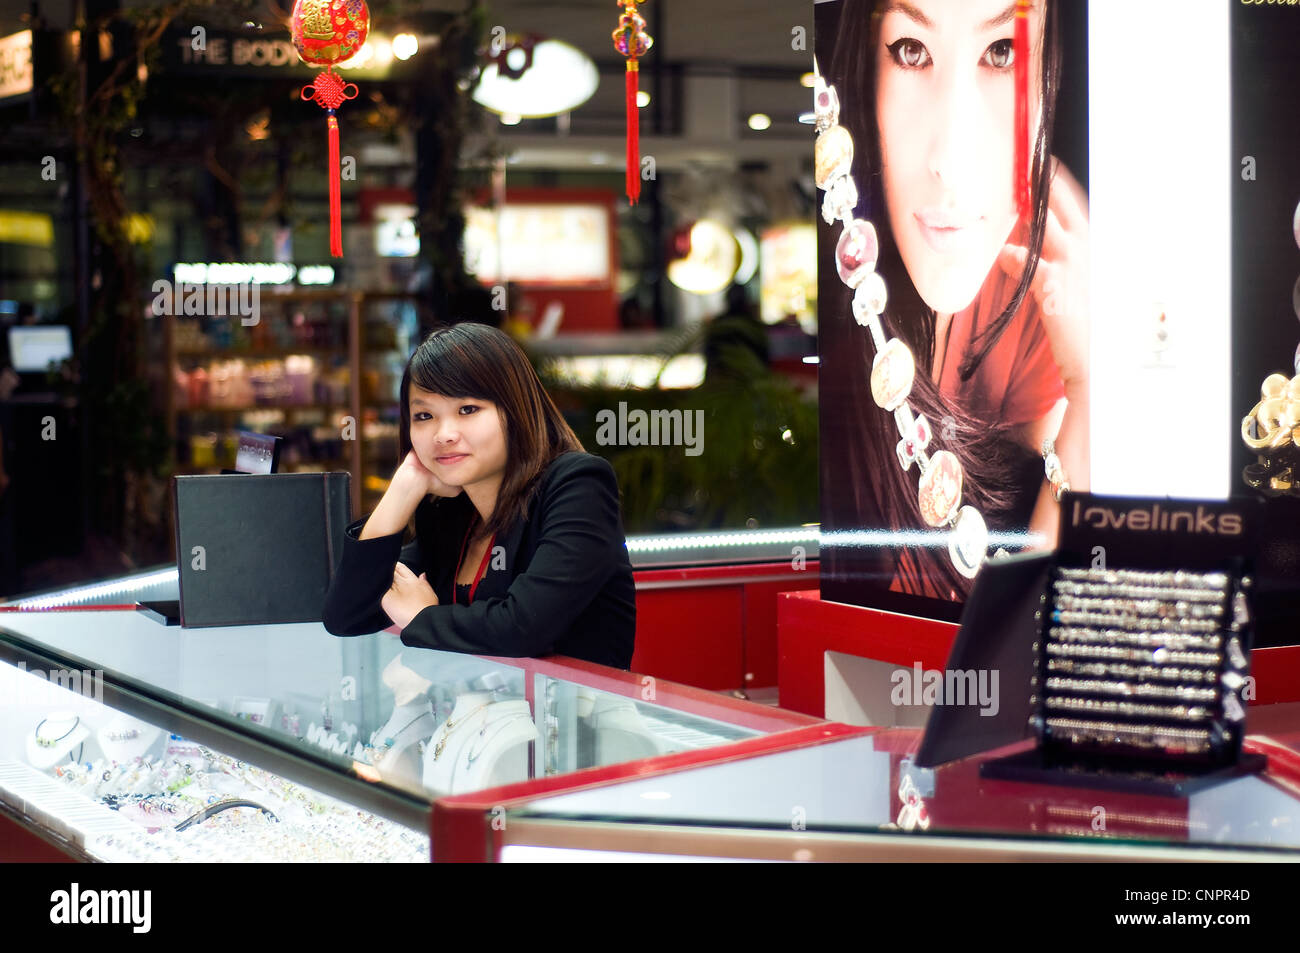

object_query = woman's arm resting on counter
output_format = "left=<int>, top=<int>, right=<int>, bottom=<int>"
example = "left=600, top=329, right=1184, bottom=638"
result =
left=321, top=522, right=424, bottom=636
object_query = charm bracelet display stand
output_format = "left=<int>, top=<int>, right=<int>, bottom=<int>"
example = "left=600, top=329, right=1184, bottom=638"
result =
left=917, top=493, right=1266, bottom=796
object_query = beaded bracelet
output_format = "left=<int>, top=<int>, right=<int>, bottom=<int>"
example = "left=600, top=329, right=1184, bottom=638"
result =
left=1042, top=438, right=1070, bottom=502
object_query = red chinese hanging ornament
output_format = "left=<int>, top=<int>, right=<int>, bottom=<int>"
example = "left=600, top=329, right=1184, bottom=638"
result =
left=613, top=1, right=653, bottom=205
left=291, top=0, right=370, bottom=257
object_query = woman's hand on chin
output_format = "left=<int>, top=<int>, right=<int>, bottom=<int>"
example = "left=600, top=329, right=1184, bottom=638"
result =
left=998, top=157, right=1090, bottom=394
left=394, top=449, right=462, bottom=499
left=382, top=562, right=439, bottom=630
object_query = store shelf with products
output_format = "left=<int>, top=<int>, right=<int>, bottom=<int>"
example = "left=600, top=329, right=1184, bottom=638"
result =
left=0, top=571, right=817, bottom=862
left=164, top=290, right=422, bottom=519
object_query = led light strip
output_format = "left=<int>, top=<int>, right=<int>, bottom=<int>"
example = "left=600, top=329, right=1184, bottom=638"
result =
left=4, top=569, right=178, bottom=610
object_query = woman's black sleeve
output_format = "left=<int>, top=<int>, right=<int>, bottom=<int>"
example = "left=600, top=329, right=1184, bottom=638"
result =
left=321, top=516, right=424, bottom=636
left=397, top=456, right=622, bottom=658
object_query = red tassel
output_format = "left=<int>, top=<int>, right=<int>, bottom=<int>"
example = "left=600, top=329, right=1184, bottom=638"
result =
left=626, top=61, right=640, bottom=205
left=613, top=1, right=651, bottom=207
left=301, top=69, right=356, bottom=257
left=327, top=112, right=343, bottom=258
left=1013, top=0, right=1030, bottom=223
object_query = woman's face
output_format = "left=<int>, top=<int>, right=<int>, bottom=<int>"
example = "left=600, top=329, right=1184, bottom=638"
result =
left=407, top=384, right=508, bottom=489
left=876, top=0, right=1043, bottom=315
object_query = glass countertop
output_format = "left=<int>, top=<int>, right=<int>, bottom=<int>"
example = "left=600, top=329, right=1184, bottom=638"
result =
left=509, top=730, right=1300, bottom=854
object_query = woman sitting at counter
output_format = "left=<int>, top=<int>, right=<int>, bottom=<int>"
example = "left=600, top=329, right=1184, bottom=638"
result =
left=322, top=322, right=636, bottom=670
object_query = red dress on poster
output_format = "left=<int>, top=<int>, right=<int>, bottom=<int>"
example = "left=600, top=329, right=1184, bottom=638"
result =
left=891, top=266, right=1066, bottom=599
left=936, top=267, right=1065, bottom=428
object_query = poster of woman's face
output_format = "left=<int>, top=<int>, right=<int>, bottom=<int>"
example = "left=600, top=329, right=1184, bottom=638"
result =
left=817, top=0, right=1091, bottom=621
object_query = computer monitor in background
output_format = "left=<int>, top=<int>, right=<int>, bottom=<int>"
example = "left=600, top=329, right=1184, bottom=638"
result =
left=8, top=326, right=72, bottom=373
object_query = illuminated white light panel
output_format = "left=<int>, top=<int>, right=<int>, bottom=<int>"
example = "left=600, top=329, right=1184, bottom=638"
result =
left=1088, top=0, right=1230, bottom=498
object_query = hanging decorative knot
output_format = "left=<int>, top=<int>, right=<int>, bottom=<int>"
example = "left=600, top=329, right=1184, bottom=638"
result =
left=291, top=0, right=370, bottom=258
left=613, top=1, right=653, bottom=206
left=302, top=68, right=355, bottom=111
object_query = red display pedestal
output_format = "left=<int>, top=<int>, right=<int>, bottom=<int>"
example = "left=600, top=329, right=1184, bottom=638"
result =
left=0, top=807, right=77, bottom=861
left=631, top=561, right=818, bottom=691
left=777, top=590, right=956, bottom=720
left=777, top=589, right=1300, bottom=720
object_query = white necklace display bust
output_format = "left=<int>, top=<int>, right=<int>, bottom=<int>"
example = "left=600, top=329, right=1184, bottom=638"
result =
left=27, top=710, right=92, bottom=771
left=364, top=700, right=436, bottom=787
left=422, top=694, right=536, bottom=796
left=588, top=695, right=672, bottom=763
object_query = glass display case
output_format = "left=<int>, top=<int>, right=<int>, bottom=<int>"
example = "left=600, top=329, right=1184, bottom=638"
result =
left=458, top=719, right=1300, bottom=862
left=0, top=574, right=817, bottom=862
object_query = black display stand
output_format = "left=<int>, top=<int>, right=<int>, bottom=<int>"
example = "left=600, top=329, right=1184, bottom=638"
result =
left=169, top=472, right=350, bottom=627
left=913, top=549, right=1050, bottom=768
left=980, top=747, right=1267, bottom=797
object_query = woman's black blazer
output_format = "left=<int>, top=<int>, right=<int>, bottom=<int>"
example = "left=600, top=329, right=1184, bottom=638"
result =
left=322, top=451, right=636, bottom=670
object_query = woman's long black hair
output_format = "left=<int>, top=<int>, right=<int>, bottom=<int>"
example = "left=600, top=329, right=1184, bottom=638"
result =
left=820, top=0, right=1062, bottom=601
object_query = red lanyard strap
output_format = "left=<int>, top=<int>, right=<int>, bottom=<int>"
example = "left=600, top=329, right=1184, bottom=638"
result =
left=455, top=520, right=496, bottom=605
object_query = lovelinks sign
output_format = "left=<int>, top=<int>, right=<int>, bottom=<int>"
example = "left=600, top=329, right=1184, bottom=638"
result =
left=1058, top=493, right=1258, bottom=571
left=1069, top=500, right=1244, bottom=536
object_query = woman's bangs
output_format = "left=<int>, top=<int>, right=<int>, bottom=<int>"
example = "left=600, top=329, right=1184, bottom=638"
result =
left=408, top=339, right=490, bottom=404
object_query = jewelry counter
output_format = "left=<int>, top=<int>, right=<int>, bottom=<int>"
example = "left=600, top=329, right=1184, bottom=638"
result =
left=0, top=580, right=817, bottom=861
left=430, top=714, right=1300, bottom=862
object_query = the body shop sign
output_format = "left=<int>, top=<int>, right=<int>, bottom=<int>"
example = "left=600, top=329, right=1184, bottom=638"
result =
left=164, top=27, right=389, bottom=79
left=178, top=33, right=300, bottom=68
left=0, top=30, right=33, bottom=100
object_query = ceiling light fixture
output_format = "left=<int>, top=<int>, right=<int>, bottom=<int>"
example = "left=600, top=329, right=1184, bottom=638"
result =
left=473, top=34, right=599, bottom=118
left=667, top=220, right=740, bottom=295
left=392, top=33, right=418, bottom=60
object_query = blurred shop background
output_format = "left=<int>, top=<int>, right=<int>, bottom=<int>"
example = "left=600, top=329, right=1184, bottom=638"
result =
left=0, top=0, right=819, bottom=597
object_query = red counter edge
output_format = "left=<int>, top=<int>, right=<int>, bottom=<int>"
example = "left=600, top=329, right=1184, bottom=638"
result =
left=431, top=721, right=874, bottom=862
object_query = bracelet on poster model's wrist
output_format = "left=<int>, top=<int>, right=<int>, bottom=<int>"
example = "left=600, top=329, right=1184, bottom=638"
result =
left=1042, top=438, right=1070, bottom=503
